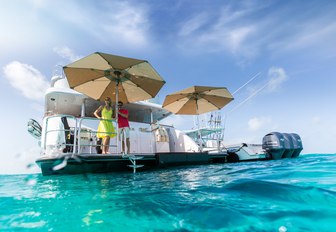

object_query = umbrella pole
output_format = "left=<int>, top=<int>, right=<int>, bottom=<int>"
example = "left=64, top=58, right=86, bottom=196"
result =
left=115, top=79, right=119, bottom=154
left=196, top=97, right=203, bottom=152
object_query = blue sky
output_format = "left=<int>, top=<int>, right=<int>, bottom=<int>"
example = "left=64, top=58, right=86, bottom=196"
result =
left=1, top=0, right=336, bottom=174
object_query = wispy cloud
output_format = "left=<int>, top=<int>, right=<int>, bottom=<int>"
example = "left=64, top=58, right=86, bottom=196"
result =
left=312, top=116, right=321, bottom=124
left=266, top=67, right=288, bottom=92
left=178, top=19, right=256, bottom=58
left=99, top=2, right=150, bottom=47
left=53, top=46, right=82, bottom=63
left=176, top=1, right=336, bottom=62
left=176, top=3, right=264, bottom=59
left=3, top=61, right=50, bottom=101
left=268, top=19, right=336, bottom=56
left=248, top=116, right=273, bottom=132
left=161, top=115, right=194, bottom=130
left=36, top=0, right=151, bottom=49
left=246, top=67, right=288, bottom=94
left=178, top=13, right=209, bottom=37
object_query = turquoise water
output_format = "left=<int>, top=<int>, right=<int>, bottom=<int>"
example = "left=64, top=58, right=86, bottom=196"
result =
left=1, top=154, right=336, bottom=231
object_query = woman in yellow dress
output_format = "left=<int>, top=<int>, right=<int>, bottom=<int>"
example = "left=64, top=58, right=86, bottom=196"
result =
left=94, top=97, right=116, bottom=154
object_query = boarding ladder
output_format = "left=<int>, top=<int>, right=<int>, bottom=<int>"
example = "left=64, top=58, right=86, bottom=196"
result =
left=124, top=154, right=144, bottom=173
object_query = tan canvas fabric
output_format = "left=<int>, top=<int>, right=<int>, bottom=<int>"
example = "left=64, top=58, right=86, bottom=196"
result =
left=162, top=86, right=234, bottom=115
left=63, top=52, right=165, bottom=103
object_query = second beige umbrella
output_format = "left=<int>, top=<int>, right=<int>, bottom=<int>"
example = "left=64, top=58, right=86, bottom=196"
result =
left=162, top=86, right=233, bottom=115
left=162, top=86, right=234, bottom=151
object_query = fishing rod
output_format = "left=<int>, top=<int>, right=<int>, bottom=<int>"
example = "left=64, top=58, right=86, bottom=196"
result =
left=222, top=72, right=282, bottom=145
left=221, top=72, right=266, bottom=144
left=232, top=72, right=261, bottom=96
left=228, top=80, right=270, bottom=114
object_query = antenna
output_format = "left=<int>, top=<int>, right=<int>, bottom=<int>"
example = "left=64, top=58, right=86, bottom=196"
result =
left=52, top=64, right=63, bottom=77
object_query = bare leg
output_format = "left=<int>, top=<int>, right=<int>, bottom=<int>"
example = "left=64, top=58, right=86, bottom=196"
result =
left=103, top=136, right=110, bottom=154
left=126, top=138, right=130, bottom=154
left=102, top=137, right=107, bottom=154
left=121, top=138, right=125, bottom=154
left=120, top=129, right=125, bottom=154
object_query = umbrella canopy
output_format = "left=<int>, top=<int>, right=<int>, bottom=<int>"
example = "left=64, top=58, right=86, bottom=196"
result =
left=63, top=52, right=165, bottom=103
left=162, top=86, right=234, bottom=115
left=63, top=52, right=165, bottom=154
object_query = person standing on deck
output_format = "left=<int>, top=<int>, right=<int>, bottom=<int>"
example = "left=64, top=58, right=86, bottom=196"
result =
left=94, top=97, right=116, bottom=154
left=117, top=101, right=130, bottom=154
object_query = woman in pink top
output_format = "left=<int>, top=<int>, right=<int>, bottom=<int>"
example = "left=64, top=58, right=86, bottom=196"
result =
left=117, top=101, right=130, bottom=154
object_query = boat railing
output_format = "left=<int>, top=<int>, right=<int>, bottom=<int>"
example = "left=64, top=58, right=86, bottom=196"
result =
left=43, top=115, right=119, bottom=155
left=43, top=114, right=170, bottom=155
left=77, top=117, right=117, bottom=154
left=43, top=114, right=78, bottom=155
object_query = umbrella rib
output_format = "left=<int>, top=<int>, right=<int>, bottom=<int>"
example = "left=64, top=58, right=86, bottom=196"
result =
left=64, top=52, right=165, bottom=104
left=122, top=79, right=157, bottom=97
left=203, top=98, right=231, bottom=111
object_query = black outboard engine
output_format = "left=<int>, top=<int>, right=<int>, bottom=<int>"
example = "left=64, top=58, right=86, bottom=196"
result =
left=282, top=133, right=295, bottom=158
left=290, top=133, right=303, bottom=157
left=262, top=132, right=285, bottom=160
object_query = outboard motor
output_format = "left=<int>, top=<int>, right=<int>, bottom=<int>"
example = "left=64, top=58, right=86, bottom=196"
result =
left=262, top=132, right=285, bottom=160
left=290, top=133, right=303, bottom=158
left=282, top=133, right=295, bottom=158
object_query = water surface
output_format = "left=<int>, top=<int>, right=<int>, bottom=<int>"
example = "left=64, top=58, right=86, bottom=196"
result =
left=1, top=154, right=336, bottom=231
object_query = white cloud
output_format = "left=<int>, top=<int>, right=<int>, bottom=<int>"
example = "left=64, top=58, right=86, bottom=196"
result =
left=228, top=26, right=255, bottom=55
left=269, top=20, right=336, bottom=56
left=312, top=116, right=321, bottom=124
left=49, top=1, right=151, bottom=49
left=248, top=116, right=272, bottom=131
left=231, top=67, right=287, bottom=112
left=176, top=4, right=262, bottom=59
left=101, top=2, right=150, bottom=47
left=266, top=67, right=288, bottom=92
left=3, top=61, right=50, bottom=101
left=178, top=13, right=209, bottom=36
left=16, top=1, right=152, bottom=51
left=161, top=115, right=194, bottom=130
left=176, top=2, right=336, bottom=62
left=53, top=46, right=82, bottom=63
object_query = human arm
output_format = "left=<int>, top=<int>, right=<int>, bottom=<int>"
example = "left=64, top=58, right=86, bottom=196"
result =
left=94, top=106, right=103, bottom=119
left=118, top=109, right=128, bottom=119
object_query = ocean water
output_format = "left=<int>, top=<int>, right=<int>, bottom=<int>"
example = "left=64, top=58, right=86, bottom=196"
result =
left=1, top=154, right=336, bottom=232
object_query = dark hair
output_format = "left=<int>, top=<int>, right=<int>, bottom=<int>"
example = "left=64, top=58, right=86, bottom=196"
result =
left=105, top=97, right=112, bottom=107
left=118, top=101, right=123, bottom=106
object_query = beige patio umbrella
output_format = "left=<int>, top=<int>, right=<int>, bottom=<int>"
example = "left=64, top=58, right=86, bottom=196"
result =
left=162, top=86, right=233, bottom=115
left=63, top=52, right=165, bottom=103
left=63, top=52, right=165, bottom=153
left=162, top=86, right=234, bottom=150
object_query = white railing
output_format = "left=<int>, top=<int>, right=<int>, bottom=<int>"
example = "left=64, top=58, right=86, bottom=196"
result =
left=43, top=115, right=117, bottom=155
left=43, top=114, right=78, bottom=155
left=43, top=115, right=174, bottom=155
